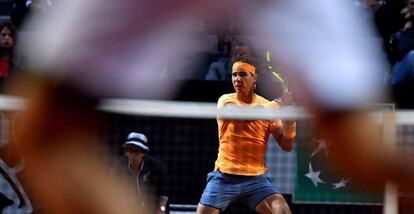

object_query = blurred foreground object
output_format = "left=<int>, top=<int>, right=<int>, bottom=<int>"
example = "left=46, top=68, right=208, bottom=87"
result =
left=10, top=0, right=414, bottom=212
left=7, top=74, right=145, bottom=213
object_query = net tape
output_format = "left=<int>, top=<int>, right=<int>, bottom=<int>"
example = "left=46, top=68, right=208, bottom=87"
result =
left=0, top=95, right=412, bottom=124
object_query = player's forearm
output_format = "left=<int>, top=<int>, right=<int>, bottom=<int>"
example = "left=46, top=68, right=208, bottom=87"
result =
left=278, top=121, right=296, bottom=151
left=278, top=136, right=295, bottom=151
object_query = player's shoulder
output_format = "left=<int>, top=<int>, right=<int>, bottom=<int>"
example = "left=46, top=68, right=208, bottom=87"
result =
left=218, top=93, right=236, bottom=102
left=255, top=94, right=271, bottom=104
left=218, top=93, right=237, bottom=107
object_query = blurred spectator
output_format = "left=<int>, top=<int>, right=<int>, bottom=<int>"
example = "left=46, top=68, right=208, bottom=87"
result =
left=26, top=0, right=53, bottom=11
left=379, top=1, right=407, bottom=52
left=387, top=0, right=414, bottom=85
left=10, top=0, right=29, bottom=28
left=11, top=0, right=53, bottom=28
left=355, top=0, right=385, bottom=28
left=401, top=0, right=414, bottom=30
left=205, top=40, right=251, bottom=81
left=384, top=0, right=414, bottom=108
left=0, top=21, right=20, bottom=91
left=0, top=112, right=33, bottom=213
left=355, top=0, right=384, bottom=13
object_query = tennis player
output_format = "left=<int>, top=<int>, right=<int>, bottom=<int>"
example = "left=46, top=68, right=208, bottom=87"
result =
left=197, top=61, right=296, bottom=214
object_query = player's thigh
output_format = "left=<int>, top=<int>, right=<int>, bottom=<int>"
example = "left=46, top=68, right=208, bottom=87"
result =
left=196, top=203, right=220, bottom=214
left=255, top=193, right=291, bottom=214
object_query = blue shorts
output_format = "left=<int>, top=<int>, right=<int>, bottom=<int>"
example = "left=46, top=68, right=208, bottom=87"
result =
left=199, top=171, right=278, bottom=211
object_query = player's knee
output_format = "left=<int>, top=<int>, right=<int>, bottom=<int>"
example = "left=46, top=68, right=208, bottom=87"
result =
left=256, top=194, right=290, bottom=214
left=196, top=203, right=220, bottom=214
left=270, top=194, right=291, bottom=214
